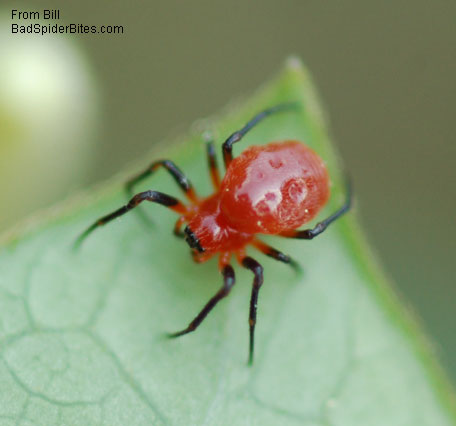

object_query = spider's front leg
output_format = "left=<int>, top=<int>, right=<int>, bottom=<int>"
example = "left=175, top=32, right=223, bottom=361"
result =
left=173, top=216, right=186, bottom=238
left=167, top=263, right=235, bottom=337
left=75, top=190, right=187, bottom=248
left=126, top=159, right=198, bottom=203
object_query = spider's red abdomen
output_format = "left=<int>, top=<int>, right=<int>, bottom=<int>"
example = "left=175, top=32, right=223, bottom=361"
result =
left=219, top=141, right=330, bottom=234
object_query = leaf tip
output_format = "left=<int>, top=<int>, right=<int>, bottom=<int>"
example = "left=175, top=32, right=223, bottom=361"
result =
left=284, top=55, right=312, bottom=82
left=285, top=55, right=304, bottom=71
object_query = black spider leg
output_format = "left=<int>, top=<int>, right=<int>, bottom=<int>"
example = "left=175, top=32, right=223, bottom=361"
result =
left=74, top=191, right=187, bottom=248
left=167, top=265, right=235, bottom=337
left=172, top=138, right=220, bottom=237
left=125, top=160, right=197, bottom=202
left=280, top=179, right=352, bottom=239
left=241, top=256, right=264, bottom=365
left=124, top=160, right=197, bottom=229
left=206, top=139, right=221, bottom=190
left=251, top=239, right=302, bottom=275
left=222, top=102, right=299, bottom=168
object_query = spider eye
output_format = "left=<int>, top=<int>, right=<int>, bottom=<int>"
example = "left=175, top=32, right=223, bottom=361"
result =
left=184, top=226, right=205, bottom=253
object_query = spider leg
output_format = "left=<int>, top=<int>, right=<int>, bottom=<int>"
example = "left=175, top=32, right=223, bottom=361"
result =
left=173, top=216, right=186, bottom=238
left=125, top=160, right=198, bottom=203
left=222, top=103, right=299, bottom=167
left=280, top=179, right=352, bottom=239
left=167, top=264, right=235, bottom=337
left=75, top=190, right=187, bottom=248
left=191, top=250, right=215, bottom=264
left=206, top=139, right=221, bottom=190
left=241, top=256, right=264, bottom=365
left=251, top=239, right=302, bottom=275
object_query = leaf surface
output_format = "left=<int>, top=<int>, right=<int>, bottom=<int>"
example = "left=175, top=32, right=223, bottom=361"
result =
left=1, top=58, right=455, bottom=425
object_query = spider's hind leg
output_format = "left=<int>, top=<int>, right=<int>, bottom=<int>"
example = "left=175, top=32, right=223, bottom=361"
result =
left=205, top=134, right=221, bottom=190
left=222, top=103, right=299, bottom=167
left=251, top=239, right=302, bottom=276
left=280, top=178, right=352, bottom=240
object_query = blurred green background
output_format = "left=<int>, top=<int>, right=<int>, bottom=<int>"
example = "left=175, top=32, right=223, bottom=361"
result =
left=1, top=0, right=455, bottom=383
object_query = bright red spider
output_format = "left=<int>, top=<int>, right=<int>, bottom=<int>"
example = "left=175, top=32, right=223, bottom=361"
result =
left=77, top=104, right=351, bottom=364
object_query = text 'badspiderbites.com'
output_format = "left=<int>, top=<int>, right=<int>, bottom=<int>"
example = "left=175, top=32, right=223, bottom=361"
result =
left=11, top=9, right=124, bottom=35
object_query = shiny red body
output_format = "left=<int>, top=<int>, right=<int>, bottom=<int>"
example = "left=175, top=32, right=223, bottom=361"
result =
left=183, top=141, right=330, bottom=267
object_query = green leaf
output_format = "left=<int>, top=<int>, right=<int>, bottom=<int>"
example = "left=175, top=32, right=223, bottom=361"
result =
left=1, top=58, right=455, bottom=425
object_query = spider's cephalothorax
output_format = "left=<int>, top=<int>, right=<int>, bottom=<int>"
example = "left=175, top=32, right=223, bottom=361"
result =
left=77, top=103, right=352, bottom=364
